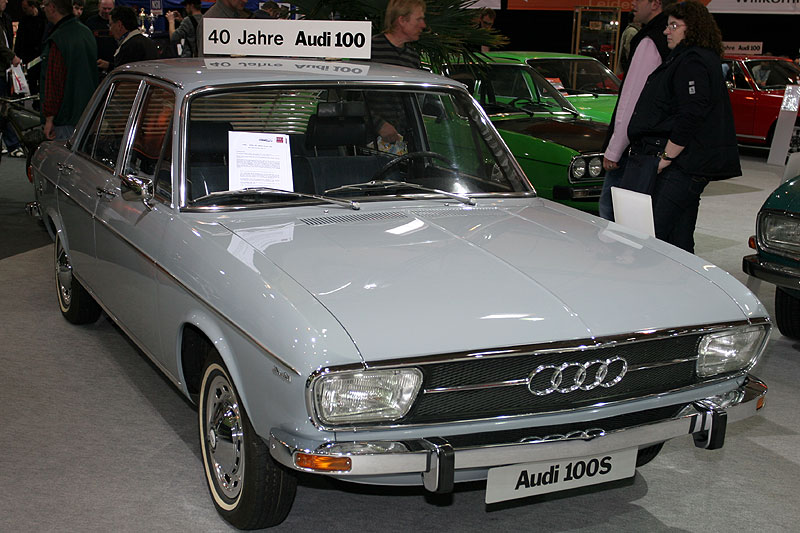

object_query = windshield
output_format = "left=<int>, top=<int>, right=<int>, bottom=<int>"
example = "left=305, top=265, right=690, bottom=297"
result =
left=184, top=86, right=530, bottom=208
left=527, top=58, right=620, bottom=95
left=744, top=59, right=800, bottom=90
left=445, top=64, right=579, bottom=116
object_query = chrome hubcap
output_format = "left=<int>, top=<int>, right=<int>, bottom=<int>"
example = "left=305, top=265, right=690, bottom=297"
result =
left=205, top=374, right=244, bottom=500
left=56, top=242, right=72, bottom=308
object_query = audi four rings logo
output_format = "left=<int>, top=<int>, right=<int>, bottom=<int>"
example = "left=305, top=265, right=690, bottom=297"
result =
left=527, top=356, right=628, bottom=395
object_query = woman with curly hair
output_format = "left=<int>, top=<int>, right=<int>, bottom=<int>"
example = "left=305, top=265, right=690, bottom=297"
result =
left=622, top=0, right=739, bottom=253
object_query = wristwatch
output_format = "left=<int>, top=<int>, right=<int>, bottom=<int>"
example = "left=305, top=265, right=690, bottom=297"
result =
left=659, top=151, right=676, bottom=161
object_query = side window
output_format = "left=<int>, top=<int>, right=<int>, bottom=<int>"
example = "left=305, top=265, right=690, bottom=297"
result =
left=734, top=62, right=752, bottom=90
left=124, top=85, right=175, bottom=199
left=77, top=80, right=139, bottom=169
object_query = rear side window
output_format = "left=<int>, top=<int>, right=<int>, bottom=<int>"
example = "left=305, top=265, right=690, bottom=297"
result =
left=77, top=80, right=140, bottom=170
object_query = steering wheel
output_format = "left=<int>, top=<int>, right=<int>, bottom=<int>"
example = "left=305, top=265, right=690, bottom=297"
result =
left=372, top=151, right=457, bottom=182
left=508, top=97, right=537, bottom=108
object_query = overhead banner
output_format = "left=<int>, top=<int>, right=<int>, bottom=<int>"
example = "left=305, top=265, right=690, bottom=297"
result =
left=203, top=19, right=372, bottom=59
left=507, top=0, right=800, bottom=13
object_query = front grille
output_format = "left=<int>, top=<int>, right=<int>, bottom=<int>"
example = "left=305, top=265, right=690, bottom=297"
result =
left=401, top=334, right=702, bottom=425
left=442, top=405, right=686, bottom=448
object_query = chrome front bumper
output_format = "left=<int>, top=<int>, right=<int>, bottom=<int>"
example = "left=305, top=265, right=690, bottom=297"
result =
left=743, top=254, right=800, bottom=291
left=270, top=376, right=766, bottom=493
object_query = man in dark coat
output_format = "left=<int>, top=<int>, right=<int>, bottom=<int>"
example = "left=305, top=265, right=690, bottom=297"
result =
left=97, top=6, right=158, bottom=71
left=85, top=0, right=115, bottom=73
left=40, top=0, right=98, bottom=140
left=16, top=0, right=48, bottom=95
left=0, top=0, right=24, bottom=155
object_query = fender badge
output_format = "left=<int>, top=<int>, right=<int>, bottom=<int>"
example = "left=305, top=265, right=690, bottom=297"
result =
left=273, top=366, right=292, bottom=383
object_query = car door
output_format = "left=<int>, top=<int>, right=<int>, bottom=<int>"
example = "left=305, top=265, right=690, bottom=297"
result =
left=93, top=81, right=176, bottom=359
left=63, top=79, right=139, bottom=294
left=725, top=60, right=758, bottom=140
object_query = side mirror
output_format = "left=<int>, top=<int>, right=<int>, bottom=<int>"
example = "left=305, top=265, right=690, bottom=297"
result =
left=121, top=173, right=154, bottom=208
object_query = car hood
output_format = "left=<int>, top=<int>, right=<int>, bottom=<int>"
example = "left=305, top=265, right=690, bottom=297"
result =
left=220, top=200, right=754, bottom=362
left=492, top=115, right=607, bottom=153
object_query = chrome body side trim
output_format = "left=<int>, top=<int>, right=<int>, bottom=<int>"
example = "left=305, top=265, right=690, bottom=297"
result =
left=273, top=377, right=766, bottom=484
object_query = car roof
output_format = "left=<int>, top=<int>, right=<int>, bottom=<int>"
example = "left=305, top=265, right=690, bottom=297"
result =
left=724, top=55, right=791, bottom=62
left=112, top=57, right=460, bottom=91
left=484, top=51, right=597, bottom=62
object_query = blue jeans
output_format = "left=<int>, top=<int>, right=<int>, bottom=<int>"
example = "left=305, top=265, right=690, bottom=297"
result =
left=598, top=152, right=627, bottom=221
left=652, top=165, right=708, bottom=253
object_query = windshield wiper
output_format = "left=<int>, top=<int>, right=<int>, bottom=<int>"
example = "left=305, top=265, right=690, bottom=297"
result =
left=324, top=179, right=476, bottom=206
left=193, top=188, right=360, bottom=210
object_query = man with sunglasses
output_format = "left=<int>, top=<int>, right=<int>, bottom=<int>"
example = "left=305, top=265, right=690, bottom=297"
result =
left=599, top=0, right=676, bottom=220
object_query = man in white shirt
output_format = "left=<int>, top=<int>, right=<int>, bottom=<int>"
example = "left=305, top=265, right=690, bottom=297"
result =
left=599, top=0, right=675, bottom=220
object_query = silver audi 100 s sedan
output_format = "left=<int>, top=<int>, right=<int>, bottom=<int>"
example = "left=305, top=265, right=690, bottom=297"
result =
left=29, top=58, right=770, bottom=529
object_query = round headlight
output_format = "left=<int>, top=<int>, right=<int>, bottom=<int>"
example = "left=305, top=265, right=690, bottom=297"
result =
left=588, top=157, right=603, bottom=178
left=572, top=159, right=586, bottom=179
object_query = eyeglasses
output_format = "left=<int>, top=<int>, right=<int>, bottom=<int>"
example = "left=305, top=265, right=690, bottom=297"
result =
left=666, top=21, right=686, bottom=31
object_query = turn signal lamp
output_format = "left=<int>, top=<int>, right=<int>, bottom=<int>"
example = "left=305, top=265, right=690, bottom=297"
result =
left=757, top=396, right=766, bottom=410
left=295, top=453, right=352, bottom=472
left=748, top=235, right=756, bottom=250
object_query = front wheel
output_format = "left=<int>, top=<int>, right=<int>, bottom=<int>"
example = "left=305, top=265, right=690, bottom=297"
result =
left=775, top=287, right=800, bottom=338
left=199, top=352, right=297, bottom=529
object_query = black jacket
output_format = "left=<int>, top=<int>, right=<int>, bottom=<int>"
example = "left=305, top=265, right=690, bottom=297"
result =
left=628, top=43, right=741, bottom=179
left=112, top=32, right=159, bottom=69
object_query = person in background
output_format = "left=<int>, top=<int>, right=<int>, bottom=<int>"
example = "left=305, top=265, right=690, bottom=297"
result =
left=254, top=1, right=280, bottom=19
left=166, top=0, right=202, bottom=58
left=617, top=20, right=641, bottom=75
left=72, top=0, right=83, bottom=18
left=40, top=0, right=98, bottom=141
left=0, top=0, right=24, bottom=157
left=85, top=0, right=115, bottom=75
left=475, top=7, right=495, bottom=52
left=625, top=0, right=739, bottom=253
left=598, top=0, right=675, bottom=221
left=15, top=0, right=47, bottom=95
left=369, top=0, right=426, bottom=145
left=97, top=6, right=157, bottom=71
left=198, top=0, right=250, bottom=56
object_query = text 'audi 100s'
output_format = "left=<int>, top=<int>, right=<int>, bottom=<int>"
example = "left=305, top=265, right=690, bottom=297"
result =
left=27, top=58, right=770, bottom=529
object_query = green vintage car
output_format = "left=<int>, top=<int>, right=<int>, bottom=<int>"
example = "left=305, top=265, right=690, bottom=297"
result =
left=743, top=175, right=800, bottom=338
left=484, top=51, right=620, bottom=124
left=445, top=59, right=608, bottom=212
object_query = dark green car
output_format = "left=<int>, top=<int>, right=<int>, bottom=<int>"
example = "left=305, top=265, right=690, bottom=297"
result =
left=743, top=176, right=800, bottom=337
left=445, top=59, right=608, bottom=213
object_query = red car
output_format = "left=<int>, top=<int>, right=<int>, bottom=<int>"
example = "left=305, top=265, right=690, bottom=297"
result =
left=724, top=56, right=800, bottom=151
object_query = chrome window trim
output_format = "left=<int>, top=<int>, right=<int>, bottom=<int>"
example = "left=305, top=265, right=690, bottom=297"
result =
left=304, top=318, right=769, bottom=431
left=176, top=80, right=527, bottom=209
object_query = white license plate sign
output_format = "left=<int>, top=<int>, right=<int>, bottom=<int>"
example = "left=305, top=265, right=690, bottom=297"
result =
left=485, top=447, right=638, bottom=504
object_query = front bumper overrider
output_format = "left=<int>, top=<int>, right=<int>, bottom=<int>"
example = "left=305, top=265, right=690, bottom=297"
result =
left=270, top=376, right=767, bottom=493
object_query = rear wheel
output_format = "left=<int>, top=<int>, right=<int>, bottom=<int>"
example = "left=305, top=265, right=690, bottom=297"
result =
left=775, top=287, right=800, bottom=339
left=55, top=237, right=100, bottom=324
left=199, top=351, right=297, bottom=529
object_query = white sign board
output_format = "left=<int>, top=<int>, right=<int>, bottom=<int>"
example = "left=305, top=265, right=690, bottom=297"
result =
left=203, top=19, right=372, bottom=59
left=707, top=0, right=800, bottom=14
left=228, top=131, right=293, bottom=192
left=722, top=41, right=763, bottom=55
left=768, top=85, right=800, bottom=166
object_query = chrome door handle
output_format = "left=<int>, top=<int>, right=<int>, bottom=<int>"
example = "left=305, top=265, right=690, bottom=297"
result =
left=57, top=163, right=74, bottom=174
left=96, top=187, right=117, bottom=198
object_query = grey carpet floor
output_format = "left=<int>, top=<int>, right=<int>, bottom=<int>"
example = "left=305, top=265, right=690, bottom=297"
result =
left=1, top=151, right=799, bottom=532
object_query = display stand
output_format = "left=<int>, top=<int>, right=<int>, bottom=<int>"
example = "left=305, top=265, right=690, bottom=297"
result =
left=571, top=7, right=621, bottom=70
